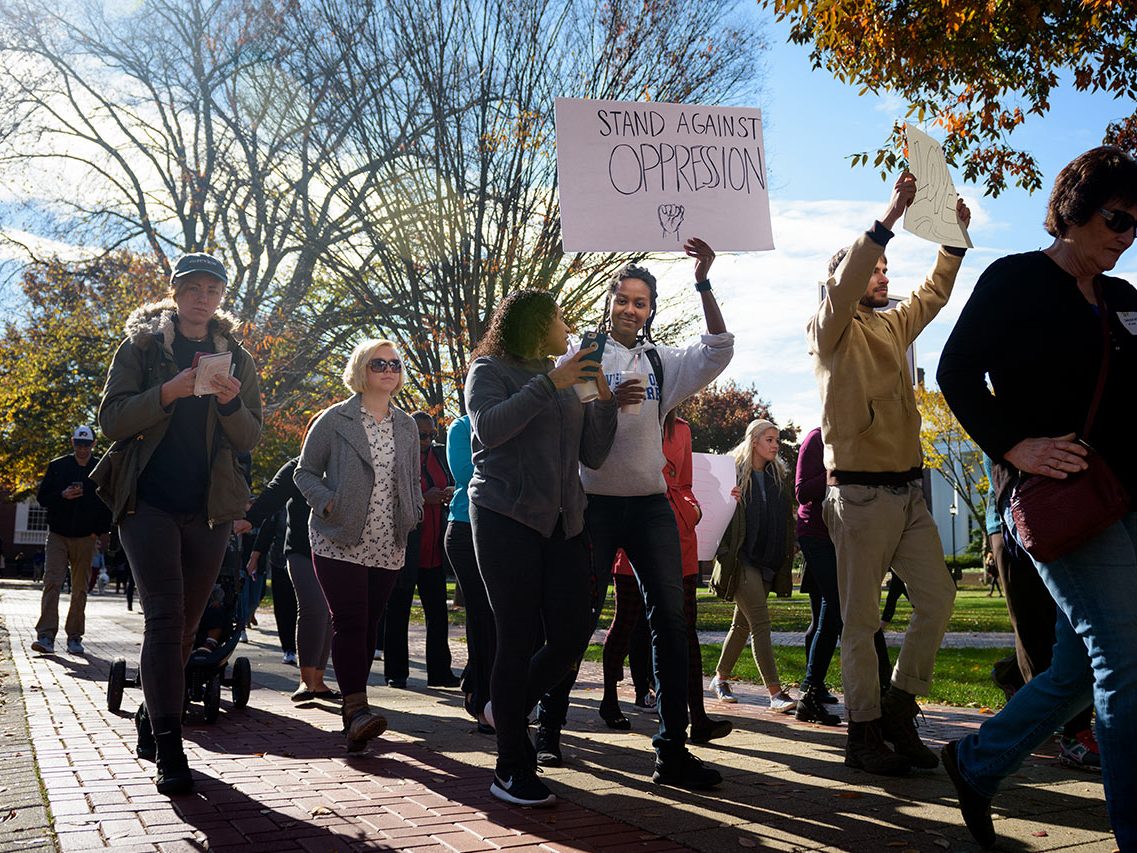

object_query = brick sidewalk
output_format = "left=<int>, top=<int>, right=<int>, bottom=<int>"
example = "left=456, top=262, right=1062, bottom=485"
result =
left=0, top=579, right=1118, bottom=853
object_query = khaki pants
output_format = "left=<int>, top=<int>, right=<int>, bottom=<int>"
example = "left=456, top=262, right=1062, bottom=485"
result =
left=716, top=563, right=780, bottom=690
left=35, top=532, right=97, bottom=642
left=823, top=482, right=956, bottom=722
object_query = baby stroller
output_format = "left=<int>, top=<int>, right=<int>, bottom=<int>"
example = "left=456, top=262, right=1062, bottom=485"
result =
left=107, top=548, right=252, bottom=723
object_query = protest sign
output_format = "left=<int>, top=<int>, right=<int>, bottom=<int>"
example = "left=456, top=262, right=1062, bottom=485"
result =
left=691, top=452, right=738, bottom=562
left=555, top=97, right=774, bottom=252
left=903, top=125, right=972, bottom=249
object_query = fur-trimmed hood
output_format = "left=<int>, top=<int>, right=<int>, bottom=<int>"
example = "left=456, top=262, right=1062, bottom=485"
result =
left=123, top=299, right=243, bottom=356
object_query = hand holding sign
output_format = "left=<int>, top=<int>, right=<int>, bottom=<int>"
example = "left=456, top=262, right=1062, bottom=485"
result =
left=903, top=125, right=973, bottom=249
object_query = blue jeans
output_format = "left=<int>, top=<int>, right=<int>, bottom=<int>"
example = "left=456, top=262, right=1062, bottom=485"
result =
left=539, top=493, right=689, bottom=758
left=799, top=536, right=843, bottom=690
left=956, top=509, right=1137, bottom=849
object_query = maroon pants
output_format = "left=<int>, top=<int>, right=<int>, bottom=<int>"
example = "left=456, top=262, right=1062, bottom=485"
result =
left=311, top=554, right=399, bottom=696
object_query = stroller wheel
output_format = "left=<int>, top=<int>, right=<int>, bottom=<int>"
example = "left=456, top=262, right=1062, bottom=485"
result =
left=231, top=657, right=251, bottom=709
left=203, top=674, right=222, bottom=723
left=107, top=658, right=127, bottom=712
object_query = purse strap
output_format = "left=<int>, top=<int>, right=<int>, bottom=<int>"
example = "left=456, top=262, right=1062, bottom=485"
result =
left=1082, top=278, right=1111, bottom=438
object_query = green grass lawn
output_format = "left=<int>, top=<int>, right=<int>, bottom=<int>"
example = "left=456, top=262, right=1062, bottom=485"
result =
left=263, top=578, right=1014, bottom=709
left=582, top=643, right=1015, bottom=711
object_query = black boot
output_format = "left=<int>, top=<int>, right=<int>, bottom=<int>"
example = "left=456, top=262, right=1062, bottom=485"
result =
left=795, top=685, right=842, bottom=726
left=134, top=703, right=156, bottom=761
left=152, top=717, right=193, bottom=795
left=880, top=687, right=939, bottom=769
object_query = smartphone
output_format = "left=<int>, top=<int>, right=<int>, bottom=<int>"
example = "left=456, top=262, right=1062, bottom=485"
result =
left=579, top=331, right=607, bottom=363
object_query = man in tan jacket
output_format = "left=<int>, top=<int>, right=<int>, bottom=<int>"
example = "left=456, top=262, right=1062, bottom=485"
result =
left=807, top=172, right=970, bottom=776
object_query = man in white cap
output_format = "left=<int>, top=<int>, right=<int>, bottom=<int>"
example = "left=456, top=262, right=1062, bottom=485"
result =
left=31, top=426, right=113, bottom=655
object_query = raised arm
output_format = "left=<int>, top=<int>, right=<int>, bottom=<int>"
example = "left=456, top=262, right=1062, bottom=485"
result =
left=684, top=237, right=726, bottom=335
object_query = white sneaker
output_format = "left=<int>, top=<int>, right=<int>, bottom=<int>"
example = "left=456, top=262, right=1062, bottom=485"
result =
left=483, top=700, right=495, bottom=729
left=282, top=651, right=297, bottom=665
left=768, top=691, right=797, bottom=714
left=710, top=675, right=737, bottom=703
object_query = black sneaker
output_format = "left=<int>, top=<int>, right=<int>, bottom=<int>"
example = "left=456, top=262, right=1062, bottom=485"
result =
left=490, top=767, right=556, bottom=807
left=690, top=718, right=733, bottom=744
left=942, top=740, right=996, bottom=849
left=135, top=704, right=156, bottom=762
left=535, top=725, right=562, bottom=767
left=652, top=749, right=722, bottom=789
left=880, top=688, right=939, bottom=769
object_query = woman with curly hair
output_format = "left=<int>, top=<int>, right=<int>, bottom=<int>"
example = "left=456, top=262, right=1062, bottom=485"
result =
left=465, top=289, right=617, bottom=807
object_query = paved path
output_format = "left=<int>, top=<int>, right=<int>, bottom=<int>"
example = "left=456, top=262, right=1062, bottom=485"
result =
left=0, top=579, right=1117, bottom=853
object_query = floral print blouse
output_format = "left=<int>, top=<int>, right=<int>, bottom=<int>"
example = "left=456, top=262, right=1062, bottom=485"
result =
left=309, top=406, right=403, bottom=570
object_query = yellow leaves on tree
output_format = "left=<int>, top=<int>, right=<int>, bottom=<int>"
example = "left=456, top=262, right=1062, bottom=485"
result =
left=765, top=0, right=1137, bottom=196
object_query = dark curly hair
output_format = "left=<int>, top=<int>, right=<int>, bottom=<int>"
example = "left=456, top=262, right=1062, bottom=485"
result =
left=1045, top=146, right=1137, bottom=237
left=599, top=263, right=658, bottom=344
left=472, top=290, right=559, bottom=361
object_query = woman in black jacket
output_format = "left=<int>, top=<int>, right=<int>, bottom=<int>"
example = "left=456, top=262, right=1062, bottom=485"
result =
left=937, top=146, right=1137, bottom=850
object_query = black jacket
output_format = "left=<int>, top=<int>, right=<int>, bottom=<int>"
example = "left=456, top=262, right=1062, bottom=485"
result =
left=37, top=453, right=113, bottom=537
left=246, top=458, right=311, bottom=558
left=938, top=251, right=1137, bottom=502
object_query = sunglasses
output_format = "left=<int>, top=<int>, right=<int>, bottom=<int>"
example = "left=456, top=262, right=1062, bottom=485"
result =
left=1098, top=207, right=1137, bottom=236
left=367, top=357, right=402, bottom=374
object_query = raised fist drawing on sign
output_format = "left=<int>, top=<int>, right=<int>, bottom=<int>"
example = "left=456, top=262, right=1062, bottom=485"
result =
left=658, top=203, right=685, bottom=241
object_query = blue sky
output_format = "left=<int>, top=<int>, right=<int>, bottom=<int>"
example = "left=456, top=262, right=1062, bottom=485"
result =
left=648, top=14, right=1137, bottom=432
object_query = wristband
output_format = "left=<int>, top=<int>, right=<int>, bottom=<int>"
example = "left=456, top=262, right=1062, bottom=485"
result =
left=695, top=279, right=712, bottom=293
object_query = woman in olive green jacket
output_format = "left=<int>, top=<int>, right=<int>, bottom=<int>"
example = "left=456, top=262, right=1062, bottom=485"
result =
left=94, top=254, right=261, bottom=796
left=708, top=419, right=796, bottom=712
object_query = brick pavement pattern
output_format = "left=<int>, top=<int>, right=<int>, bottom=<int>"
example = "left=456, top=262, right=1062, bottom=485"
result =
left=0, top=580, right=1118, bottom=853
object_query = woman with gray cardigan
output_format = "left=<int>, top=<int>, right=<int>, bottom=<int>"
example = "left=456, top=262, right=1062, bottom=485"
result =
left=294, top=338, right=422, bottom=753
left=466, top=290, right=618, bottom=808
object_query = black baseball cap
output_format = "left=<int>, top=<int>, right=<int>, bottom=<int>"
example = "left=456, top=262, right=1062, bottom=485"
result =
left=170, top=252, right=228, bottom=286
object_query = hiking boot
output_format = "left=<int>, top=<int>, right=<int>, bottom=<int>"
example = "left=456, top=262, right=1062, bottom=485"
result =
left=845, top=719, right=911, bottom=776
left=490, top=766, right=556, bottom=807
left=795, top=685, right=842, bottom=726
left=942, top=740, right=996, bottom=848
left=880, top=687, right=939, bottom=769
left=690, top=718, right=733, bottom=744
left=1059, top=729, right=1102, bottom=772
left=135, top=703, right=156, bottom=761
left=535, top=725, right=562, bottom=767
left=343, top=692, right=388, bottom=753
left=652, top=749, right=723, bottom=790
left=152, top=718, right=193, bottom=796
left=709, top=675, right=737, bottom=703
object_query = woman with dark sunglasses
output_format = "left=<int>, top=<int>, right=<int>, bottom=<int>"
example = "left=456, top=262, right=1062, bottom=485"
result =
left=938, top=146, right=1137, bottom=850
left=294, top=339, right=423, bottom=753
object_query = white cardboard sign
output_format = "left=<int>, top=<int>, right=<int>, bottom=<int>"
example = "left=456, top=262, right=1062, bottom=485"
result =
left=691, top=453, right=739, bottom=562
left=903, top=125, right=973, bottom=249
left=555, top=97, right=774, bottom=253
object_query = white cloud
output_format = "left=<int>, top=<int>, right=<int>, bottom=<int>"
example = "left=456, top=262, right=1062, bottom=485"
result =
left=650, top=197, right=1011, bottom=432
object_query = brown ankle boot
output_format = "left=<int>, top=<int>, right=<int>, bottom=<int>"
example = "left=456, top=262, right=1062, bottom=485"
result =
left=845, top=719, right=911, bottom=776
left=342, top=692, right=387, bottom=753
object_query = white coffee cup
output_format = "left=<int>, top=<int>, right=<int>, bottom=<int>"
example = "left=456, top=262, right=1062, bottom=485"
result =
left=574, top=379, right=600, bottom=402
left=619, top=371, right=648, bottom=415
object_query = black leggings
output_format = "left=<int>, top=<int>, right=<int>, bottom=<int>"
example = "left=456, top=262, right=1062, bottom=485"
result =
left=118, top=502, right=231, bottom=721
left=470, top=504, right=591, bottom=774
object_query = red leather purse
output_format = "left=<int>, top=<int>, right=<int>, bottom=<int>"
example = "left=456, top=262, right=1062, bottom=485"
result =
left=1009, top=281, right=1130, bottom=563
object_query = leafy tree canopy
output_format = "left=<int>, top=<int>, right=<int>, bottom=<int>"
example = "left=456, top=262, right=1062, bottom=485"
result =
left=766, top=0, right=1137, bottom=195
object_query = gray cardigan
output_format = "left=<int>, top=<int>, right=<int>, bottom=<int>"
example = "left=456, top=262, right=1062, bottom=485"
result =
left=465, top=356, right=618, bottom=538
left=294, top=395, right=423, bottom=549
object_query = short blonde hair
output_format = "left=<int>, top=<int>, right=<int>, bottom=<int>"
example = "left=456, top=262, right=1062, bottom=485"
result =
left=343, top=339, right=403, bottom=394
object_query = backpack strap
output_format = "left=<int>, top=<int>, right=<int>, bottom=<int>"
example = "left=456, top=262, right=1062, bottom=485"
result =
left=644, top=346, right=666, bottom=424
